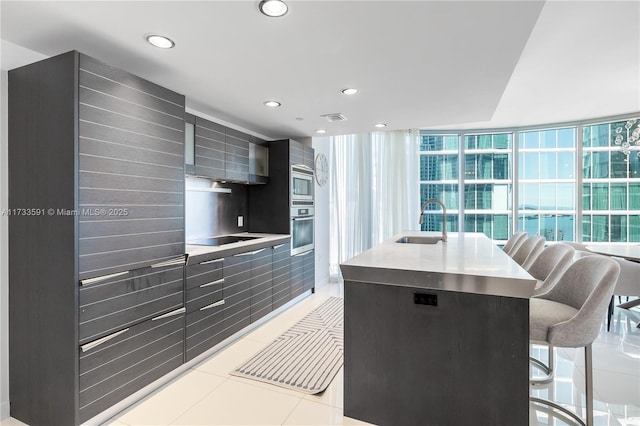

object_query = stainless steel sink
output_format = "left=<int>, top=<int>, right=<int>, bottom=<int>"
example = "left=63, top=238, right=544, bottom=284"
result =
left=395, top=236, right=442, bottom=244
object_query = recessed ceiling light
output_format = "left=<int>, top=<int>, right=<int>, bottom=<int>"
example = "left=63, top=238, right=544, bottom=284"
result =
left=315, top=129, right=327, bottom=134
left=341, top=88, right=359, bottom=95
left=374, top=123, right=387, bottom=128
left=145, top=34, right=175, bottom=49
left=264, top=100, right=281, bottom=107
left=259, top=0, right=288, bottom=17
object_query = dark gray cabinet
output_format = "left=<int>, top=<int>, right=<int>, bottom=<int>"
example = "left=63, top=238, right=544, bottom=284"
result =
left=79, top=308, right=185, bottom=423
left=291, top=249, right=314, bottom=299
left=272, top=242, right=292, bottom=310
left=9, top=51, right=186, bottom=426
left=225, top=128, right=250, bottom=182
left=191, top=116, right=266, bottom=184
left=79, top=263, right=185, bottom=344
left=222, top=252, right=253, bottom=340
left=303, top=145, right=315, bottom=169
left=185, top=258, right=225, bottom=362
left=194, top=116, right=226, bottom=180
left=250, top=248, right=273, bottom=323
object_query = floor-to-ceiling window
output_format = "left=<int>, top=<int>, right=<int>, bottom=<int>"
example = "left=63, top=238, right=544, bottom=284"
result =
left=463, top=133, right=512, bottom=241
left=582, top=119, right=640, bottom=242
left=420, top=114, right=639, bottom=243
left=518, top=127, right=576, bottom=242
left=419, top=134, right=459, bottom=232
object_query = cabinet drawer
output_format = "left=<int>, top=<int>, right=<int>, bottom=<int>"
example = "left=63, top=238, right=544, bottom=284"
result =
left=222, top=253, right=252, bottom=340
left=290, top=253, right=305, bottom=299
left=78, top=308, right=185, bottom=423
left=186, top=300, right=225, bottom=361
left=272, top=244, right=291, bottom=310
left=186, top=258, right=223, bottom=291
left=186, top=281, right=224, bottom=313
left=79, top=262, right=184, bottom=344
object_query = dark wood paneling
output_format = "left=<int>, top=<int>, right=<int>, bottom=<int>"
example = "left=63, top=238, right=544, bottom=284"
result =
left=290, top=140, right=304, bottom=165
left=9, top=50, right=80, bottom=426
left=303, top=145, right=315, bottom=169
left=79, top=86, right=183, bottom=131
left=77, top=55, right=185, bottom=279
left=222, top=254, right=252, bottom=340
left=344, top=281, right=529, bottom=426
left=79, top=69, right=184, bottom=119
left=290, top=254, right=305, bottom=299
left=271, top=243, right=291, bottom=310
left=78, top=311, right=184, bottom=423
left=250, top=249, right=272, bottom=323
left=80, top=120, right=183, bottom=156
left=186, top=303, right=225, bottom=361
left=186, top=260, right=223, bottom=291
left=80, top=104, right=183, bottom=143
left=194, top=116, right=225, bottom=179
left=79, top=135, right=183, bottom=168
left=80, top=54, right=185, bottom=107
left=225, top=128, right=250, bottom=182
left=303, top=249, right=315, bottom=292
left=79, top=265, right=184, bottom=344
left=79, top=243, right=184, bottom=280
left=79, top=218, right=183, bottom=239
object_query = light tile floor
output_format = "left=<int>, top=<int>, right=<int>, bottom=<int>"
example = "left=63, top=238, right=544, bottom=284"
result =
left=2, top=285, right=638, bottom=426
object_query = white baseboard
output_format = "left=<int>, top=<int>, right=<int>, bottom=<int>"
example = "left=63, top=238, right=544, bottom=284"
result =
left=1, top=400, right=9, bottom=420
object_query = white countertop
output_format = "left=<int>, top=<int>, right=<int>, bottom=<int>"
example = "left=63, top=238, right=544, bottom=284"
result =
left=340, top=231, right=536, bottom=299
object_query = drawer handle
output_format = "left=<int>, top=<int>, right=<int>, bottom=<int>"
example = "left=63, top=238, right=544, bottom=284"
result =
left=151, top=256, right=186, bottom=268
left=200, top=300, right=225, bottom=311
left=234, top=248, right=265, bottom=257
left=272, top=244, right=286, bottom=249
left=152, top=307, right=186, bottom=321
left=200, top=258, right=223, bottom=265
left=81, top=328, right=129, bottom=353
left=293, top=250, right=313, bottom=257
left=201, top=278, right=224, bottom=288
left=80, top=271, right=128, bottom=287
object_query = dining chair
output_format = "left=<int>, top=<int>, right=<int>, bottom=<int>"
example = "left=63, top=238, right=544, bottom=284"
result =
left=527, top=243, right=575, bottom=385
left=503, top=231, right=527, bottom=255
left=529, top=255, right=620, bottom=426
left=607, top=257, right=640, bottom=331
left=559, top=241, right=590, bottom=252
left=512, top=235, right=546, bottom=267
left=528, top=243, right=575, bottom=296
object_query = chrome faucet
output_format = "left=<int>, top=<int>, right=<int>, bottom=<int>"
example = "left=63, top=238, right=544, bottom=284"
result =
left=419, top=199, right=447, bottom=242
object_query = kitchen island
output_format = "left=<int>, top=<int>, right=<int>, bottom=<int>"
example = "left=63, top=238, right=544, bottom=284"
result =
left=340, top=231, right=536, bottom=426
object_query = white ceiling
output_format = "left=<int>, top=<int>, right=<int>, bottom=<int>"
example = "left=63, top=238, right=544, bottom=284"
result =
left=1, top=1, right=639, bottom=139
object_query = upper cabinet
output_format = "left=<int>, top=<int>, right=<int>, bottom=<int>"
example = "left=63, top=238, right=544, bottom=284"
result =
left=194, top=115, right=226, bottom=180
left=289, top=139, right=314, bottom=170
left=187, top=115, right=268, bottom=184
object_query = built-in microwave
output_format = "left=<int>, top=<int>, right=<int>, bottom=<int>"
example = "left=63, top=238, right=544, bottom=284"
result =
left=291, top=165, right=314, bottom=206
left=291, top=206, right=314, bottom=255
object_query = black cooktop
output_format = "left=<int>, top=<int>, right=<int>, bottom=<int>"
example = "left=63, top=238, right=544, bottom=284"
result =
left=190, top=236, right=260, bottom=246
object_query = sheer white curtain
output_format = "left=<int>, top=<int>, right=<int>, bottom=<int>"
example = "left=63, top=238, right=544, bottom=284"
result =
left=329, top=130, right=419, bottom=277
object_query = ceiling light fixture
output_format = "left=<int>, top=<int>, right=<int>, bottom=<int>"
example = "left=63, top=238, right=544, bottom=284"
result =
left=374, top=123, right=387, bottom=128
left=264, top=100, right=281, bottom=107
left=341, top=88, right=359, bottom=95
left=259, top=0, right=288, bottom=17
left=145, top=34, right=175, bottom=49
left=315, top=129, right=327, bottom=134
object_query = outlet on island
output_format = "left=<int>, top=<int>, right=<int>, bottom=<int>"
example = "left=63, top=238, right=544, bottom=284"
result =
left=238, top=216, right=244, bottom=227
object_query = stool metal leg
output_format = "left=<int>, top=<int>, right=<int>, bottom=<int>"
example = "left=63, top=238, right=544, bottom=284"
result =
left=585, top=344, right=593, bottom=426
left=529, top=344, right=594, bottom=426
left=530, top=344, right=555, bottom=385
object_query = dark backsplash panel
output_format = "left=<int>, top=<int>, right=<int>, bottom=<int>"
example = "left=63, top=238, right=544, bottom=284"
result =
left=185, top=180, right=248, bottom=242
